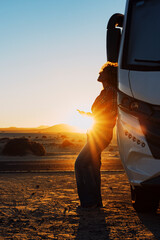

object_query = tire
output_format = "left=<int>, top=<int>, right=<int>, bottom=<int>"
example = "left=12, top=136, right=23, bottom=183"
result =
left=130, top=185, right=159, bottom=213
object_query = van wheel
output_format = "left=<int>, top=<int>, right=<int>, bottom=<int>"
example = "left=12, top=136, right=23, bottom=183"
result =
left=130, top=186, right=159, bottom=213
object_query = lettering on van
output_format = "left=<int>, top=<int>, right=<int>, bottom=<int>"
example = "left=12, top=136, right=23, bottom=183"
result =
left=124, top=130, right=145, bottom=148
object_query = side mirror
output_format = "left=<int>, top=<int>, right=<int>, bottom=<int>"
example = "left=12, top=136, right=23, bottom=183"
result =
left=107, top=28, right=121, bottom=62
left=106, top=13, right=124, bottom=63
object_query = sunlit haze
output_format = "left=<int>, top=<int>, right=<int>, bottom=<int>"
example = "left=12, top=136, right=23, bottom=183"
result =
left=0, top=0, right=125, bottom=130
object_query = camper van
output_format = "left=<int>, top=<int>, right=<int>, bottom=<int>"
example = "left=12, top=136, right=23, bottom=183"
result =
left=107, top=0, right=160, bottom=212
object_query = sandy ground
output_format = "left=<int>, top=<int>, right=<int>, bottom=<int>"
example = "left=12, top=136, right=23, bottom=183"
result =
left=0, top=172, right=160, bottom=239
left=0, top=133, right=160, bottom=239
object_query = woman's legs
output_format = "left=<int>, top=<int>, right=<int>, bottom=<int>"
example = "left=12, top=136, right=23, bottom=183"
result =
left=75, top=127, right=113, bottom=207
left=75, top=142, right=102, bottom=207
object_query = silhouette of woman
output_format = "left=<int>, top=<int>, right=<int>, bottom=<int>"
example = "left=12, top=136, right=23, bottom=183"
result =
left=75, top=62, right=118, bottom=208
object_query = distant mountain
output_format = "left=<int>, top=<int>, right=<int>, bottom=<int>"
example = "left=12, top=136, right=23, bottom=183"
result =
left=0, top=127, right=37, bottom=132
left=0, top=124, right=80, bottom=133
left=42, top=124, right=79, bottom=133
left=36, top=125, right=49, bottom=129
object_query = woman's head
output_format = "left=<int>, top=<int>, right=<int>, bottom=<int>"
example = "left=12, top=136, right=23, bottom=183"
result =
left=97, top=61, right=118, bottom=88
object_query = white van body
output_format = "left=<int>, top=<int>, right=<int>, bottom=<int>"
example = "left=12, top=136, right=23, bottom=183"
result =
left=107, top=0, right=160, bottom=211
left=117, top=0, right=160, bottom=188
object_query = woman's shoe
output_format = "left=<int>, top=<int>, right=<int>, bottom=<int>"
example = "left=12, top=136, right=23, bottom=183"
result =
left=76, top=202, right=103, bottom=212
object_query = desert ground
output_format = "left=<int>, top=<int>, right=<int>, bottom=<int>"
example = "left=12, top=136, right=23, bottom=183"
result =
left=0, top=131, right=121, bottom=172
left=0, top=132, right=160, bottom=239
left=0, top=172, right=160, bottom=239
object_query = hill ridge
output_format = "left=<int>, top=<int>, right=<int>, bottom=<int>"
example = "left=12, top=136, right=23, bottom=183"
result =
left=0, top=124, right=80, bottom=133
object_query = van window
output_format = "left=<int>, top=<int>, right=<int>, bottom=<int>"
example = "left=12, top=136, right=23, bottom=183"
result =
left=123, top=0, right=160, bottom=70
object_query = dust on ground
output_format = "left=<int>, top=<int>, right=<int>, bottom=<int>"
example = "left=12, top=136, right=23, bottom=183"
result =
left=0, top=172, right=160, bottom=239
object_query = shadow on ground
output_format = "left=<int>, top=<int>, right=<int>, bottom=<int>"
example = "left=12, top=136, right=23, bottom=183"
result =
left=138, top=212, right=160, bottom=239
left=75, top=208, right=109, bottom=240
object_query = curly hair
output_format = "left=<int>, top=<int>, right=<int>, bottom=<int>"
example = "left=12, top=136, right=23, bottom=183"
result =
left=98, top=61, right=118, bottom=89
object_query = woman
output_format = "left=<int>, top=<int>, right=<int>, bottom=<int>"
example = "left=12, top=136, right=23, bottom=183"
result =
left=75, top=62, right=118, bottom=209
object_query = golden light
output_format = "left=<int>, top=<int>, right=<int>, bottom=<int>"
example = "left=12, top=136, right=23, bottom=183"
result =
left=72, top=109, right=95, bottom=133
left=78, top=116, right=94, bottom=133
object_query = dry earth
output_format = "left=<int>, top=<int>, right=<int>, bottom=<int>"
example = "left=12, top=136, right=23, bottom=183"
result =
left=0, top=172, right=160, bottom=239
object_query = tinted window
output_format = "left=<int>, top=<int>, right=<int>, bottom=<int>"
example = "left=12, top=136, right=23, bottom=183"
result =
left=123, top=0, right=160, bottom=70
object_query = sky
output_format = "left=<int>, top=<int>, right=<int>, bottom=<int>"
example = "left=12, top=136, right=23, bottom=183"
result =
left=0, top=0, right=126, bottom=129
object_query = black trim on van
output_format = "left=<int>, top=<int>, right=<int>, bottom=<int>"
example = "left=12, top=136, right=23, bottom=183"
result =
left=139, top=114, right=160, bottom=159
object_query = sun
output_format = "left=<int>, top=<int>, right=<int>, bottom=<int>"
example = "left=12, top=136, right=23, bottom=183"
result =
left=78, top=116, right=94, bottom=133
left=69, top=111, right=94, bottom=133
